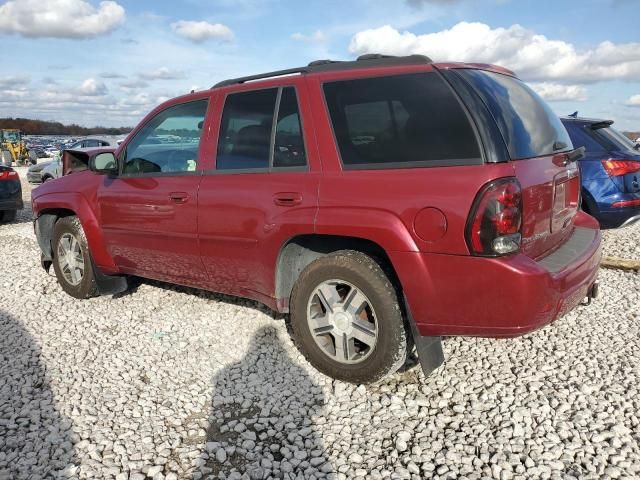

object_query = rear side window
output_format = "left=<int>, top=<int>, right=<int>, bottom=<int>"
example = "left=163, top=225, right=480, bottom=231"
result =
left=323, top=72, right=481, bottom=169
left=458, top=69, right=572, bottom=160
left=216, top=87, right=307, bottom=170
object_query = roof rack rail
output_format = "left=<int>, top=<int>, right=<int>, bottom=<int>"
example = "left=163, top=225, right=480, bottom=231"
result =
left=213, top=67, right=308, bottom=88
left=212, top=54, right=433, bottom=88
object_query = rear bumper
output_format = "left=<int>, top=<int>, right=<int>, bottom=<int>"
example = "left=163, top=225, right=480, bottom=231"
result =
left=0, top=197, right=23, bottom=211
left=392, top=224, right=602, bottom=338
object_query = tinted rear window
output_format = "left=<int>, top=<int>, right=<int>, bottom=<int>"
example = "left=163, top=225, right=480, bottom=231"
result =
left=563, top=122, right=607, bottom=154
left=459, top=69, right=572, bottom=160
left=323, top=73, right=481, bottom=169
left=594, top=126, right=639, bottom=154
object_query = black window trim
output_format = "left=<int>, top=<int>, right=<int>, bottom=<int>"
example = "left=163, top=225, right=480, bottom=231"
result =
left=320, top=69, right=484, bottom=172
left=208, top=85, right=310, bottom=175
left=118, top=98, right=210, bottom=178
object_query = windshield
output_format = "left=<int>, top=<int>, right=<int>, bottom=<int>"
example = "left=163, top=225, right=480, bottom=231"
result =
left=595, top=126, right=639, bottom=153
left=458, top=69, right=573, bottom=160
left=2, top=131, right=20, bottom=142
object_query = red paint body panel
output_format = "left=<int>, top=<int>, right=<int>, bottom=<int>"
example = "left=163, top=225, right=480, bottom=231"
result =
left=31, top=61, right=602, bottom=339
left=97, top=175, right=205, bottom=284
left=391, top=219, right=601, bottom=336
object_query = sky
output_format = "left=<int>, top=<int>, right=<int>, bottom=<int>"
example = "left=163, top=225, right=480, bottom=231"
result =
left=1, top=0, right=640, bottom=130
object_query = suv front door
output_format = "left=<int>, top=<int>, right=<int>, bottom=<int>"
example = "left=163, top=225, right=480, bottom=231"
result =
left=97, top=97, right=211, bottom=284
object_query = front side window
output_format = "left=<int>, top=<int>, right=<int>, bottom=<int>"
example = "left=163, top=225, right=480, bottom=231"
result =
left=216, top=87, right=307, bottom=170
left=323, top=72, right=481, bottom=169
left=123, top=99, right=208, bottom=175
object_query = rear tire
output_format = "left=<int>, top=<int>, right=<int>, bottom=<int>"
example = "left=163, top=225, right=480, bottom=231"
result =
left=0, top=210, right=16, bottom=223
left=52, top=216, right=98, bottom=299
left=289, top=250, right=407, bottom=384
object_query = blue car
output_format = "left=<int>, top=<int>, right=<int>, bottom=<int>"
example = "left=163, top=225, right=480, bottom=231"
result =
left=561, top=115, right=640, bottom=228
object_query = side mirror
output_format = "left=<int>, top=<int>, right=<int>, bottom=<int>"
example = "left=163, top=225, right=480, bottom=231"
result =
left=89, top=152, right=118, bottom=175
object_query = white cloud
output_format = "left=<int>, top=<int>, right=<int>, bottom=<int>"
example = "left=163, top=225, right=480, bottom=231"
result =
left=0, top=76, right=29, bottom=89
left=139, top=67, right=185, bottom=81
left=530, top=82, right=588, bottom=102
left=349, top=22, right=640, bottom=84
left=407, top=0, right=461, bottom=6
left=100, top=72, right=125, bottom=79
left=627, top=95, right=640, bottom=106
left=78, top=78, right=108, bottom=96
left=0, top=0, right=125, bottom=39
left=120, top=79, right=149, bottom=90
left=171, top=20, right=233, bottom=43
left=291, top=30, right=326, bottom=43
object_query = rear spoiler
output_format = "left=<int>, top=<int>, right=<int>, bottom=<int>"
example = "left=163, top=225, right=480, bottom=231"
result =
left=589, top=120, right=614, bottom=130
left=62, top=147, right=116, bottom=176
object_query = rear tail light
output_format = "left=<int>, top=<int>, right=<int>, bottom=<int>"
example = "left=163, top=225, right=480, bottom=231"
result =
left=466, top=178, right=522, bottom=256
left=611, top=199, right=640, bottom=208
left=601, top=159, right=640, bottom=177
left=0, top=170, right=18, bottom=180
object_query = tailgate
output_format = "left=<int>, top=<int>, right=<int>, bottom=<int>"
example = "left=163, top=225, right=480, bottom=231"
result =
left=514, top=155, right=580, bottom=258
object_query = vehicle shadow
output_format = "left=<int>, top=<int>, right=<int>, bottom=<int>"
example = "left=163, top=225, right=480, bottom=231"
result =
left=192, top=326, right=331, bottom=479
left=13, top=197, right=33, bottom=224
left=0, top=310, right=77, bottom=478
left=115, top=276, right=284, bottom=320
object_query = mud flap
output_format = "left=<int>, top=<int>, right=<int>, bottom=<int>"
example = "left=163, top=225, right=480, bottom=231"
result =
left=90, top=254, right=128, bottom=296
left=404, top=294, right=445, bottom=378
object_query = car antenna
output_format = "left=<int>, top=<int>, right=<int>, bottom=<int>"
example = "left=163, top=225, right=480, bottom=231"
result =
left=568, top=111, right=578, bottom=118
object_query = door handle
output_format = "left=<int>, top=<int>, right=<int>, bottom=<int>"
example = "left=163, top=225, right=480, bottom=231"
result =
left=169, top=192, right=189, bottom=203
left=273, top=192, right=303, bottom=206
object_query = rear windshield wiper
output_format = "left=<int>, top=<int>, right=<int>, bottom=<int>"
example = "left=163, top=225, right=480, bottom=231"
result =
left=566, top=146, right=585, bottom=164
left=553, top=140, right=569, bottom=151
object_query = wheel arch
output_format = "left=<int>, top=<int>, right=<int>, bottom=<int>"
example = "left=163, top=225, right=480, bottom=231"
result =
left=33, top=193, right=118, bottom=273
left=274, top=234, right=401, bottom=313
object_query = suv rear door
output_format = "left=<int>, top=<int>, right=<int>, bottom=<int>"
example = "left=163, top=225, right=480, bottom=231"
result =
left=197, top=80, right=320, bottom=300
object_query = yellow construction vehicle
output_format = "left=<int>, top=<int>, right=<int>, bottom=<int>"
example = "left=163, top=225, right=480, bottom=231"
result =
left=0, top=129, right=31, bottom=166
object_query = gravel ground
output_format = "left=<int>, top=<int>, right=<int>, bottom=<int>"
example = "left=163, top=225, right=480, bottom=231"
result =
left=1, top=167, right=639, bottom=480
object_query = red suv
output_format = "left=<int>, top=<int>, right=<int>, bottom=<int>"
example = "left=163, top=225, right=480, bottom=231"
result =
left=32, top=55, right=601, bottom=384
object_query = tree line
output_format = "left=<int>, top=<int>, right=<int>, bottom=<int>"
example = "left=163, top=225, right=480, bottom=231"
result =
left=0, top=118, right=131, bottom=136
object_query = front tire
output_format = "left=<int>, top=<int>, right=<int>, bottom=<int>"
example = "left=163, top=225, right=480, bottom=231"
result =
left=52, top=216, right=98, bottom=299
left=290, top=250, right=407, bottom=384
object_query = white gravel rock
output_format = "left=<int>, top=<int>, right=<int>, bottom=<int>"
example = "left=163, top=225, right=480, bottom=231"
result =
left=0, top=167, right=638, bottom=479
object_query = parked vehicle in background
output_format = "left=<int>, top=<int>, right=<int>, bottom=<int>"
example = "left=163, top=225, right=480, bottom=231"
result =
left=32, top=55, right=601, bottom=384
left=66, top=137, right=114, bottom=150
left=0, top=129, right=31, bottom=166
left=27, top=158, right=55, bottom=184
left=29, top=138, right=118, bottom=183
left=39, top=156, right=65, bottom=183
left=562, top=116, right=640, bottom=228
left=29, top=147, right=48, bottom=159
left=0, top=165, right=23, bottom=222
